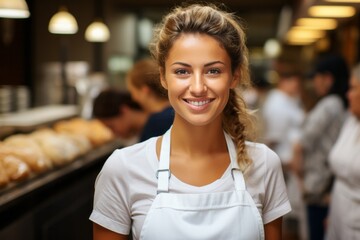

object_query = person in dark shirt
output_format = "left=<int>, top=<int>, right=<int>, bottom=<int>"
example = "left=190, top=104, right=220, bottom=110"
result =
left=93, top=89, right=149, bottom=141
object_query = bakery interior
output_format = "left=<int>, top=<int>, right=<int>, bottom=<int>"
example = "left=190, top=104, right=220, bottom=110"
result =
left=1, top=0, right=360, bottom=239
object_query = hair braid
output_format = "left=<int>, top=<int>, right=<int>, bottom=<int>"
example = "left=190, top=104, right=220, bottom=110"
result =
left=223, top=89, right=255, bottom=172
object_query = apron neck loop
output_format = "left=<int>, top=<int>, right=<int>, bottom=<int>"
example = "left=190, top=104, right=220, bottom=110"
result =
left=156, top=128, right=172, bottom=194
left=156, top=128, right=246, bottom=194
left=225, top=133, right=246, bottom=191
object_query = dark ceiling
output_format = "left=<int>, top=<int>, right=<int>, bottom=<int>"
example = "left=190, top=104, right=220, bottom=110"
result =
left=112, top=0, right=300, bottom=48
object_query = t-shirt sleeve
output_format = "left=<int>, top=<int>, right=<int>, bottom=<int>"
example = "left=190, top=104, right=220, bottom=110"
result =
left=89, top=149, right=131, bottom=235
left=262, top=147, right=292, bottom=224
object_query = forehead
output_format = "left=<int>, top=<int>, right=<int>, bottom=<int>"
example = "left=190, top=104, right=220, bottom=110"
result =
left=167, top=33, right=228, bottom=61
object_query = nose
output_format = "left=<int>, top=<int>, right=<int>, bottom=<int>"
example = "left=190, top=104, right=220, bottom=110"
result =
left=189, top=73, right=207, bottom=96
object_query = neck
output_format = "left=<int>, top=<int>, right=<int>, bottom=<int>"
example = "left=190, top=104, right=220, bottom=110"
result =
left=170, top=116, right=227, bottom=157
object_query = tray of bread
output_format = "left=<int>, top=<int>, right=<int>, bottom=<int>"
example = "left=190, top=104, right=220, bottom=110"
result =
left=0, top=117, right=115, bottom=197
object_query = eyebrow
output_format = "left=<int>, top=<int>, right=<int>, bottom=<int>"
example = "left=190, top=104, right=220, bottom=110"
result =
left=171, top=61, right=225, bottom=67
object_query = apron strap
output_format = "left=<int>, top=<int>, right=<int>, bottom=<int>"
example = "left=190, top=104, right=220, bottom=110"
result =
left=156, top=128, right=171, bottom=194
left=224, top=133, right=246, bottom=191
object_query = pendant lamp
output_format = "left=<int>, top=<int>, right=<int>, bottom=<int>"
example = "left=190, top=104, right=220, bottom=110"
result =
left=48, top=6, right=78, bottom=34
left=85, top=19, right=110, bottom=42
left=0, top=0, right=30, bottom=18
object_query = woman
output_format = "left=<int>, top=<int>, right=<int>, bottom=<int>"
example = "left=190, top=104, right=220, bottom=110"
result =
left=291, top=54, right=349, bottom=240
left=126, top=58, right=174, bottom=142
left=326, top=63, right=360, bottom=240
left=90, top=4, right=290, bottom=240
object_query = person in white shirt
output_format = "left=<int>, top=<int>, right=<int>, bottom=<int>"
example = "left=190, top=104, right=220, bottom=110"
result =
left=292, top=54, right=349, bottom=240
left=326, top=63, right=360, bottom=240
left=262, top=70, right=307, bottom=240
left=90, top=4, right=291, bottom=240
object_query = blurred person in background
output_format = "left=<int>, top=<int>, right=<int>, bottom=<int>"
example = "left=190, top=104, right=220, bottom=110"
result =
left=93, top=89, right=149, bottom=144
left=126, top=58, right=174, bottom=142
left=326, top=63, right=360, bottom=240
left=291, top=54, right=349, bottom=240
left=262, top=70, right=307, bottom=240
left=242, top=75, right=271, bottom=111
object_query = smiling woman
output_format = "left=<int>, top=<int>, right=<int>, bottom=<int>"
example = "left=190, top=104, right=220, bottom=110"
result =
left=90, top=3, right=291, bottom=240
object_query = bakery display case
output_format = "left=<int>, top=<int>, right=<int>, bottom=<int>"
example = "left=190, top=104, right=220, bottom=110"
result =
left=0, top=105, right=122, bottom=240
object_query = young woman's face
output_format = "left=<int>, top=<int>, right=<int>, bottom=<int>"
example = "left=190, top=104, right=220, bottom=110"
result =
left=347, top=76, right=360, bottom=118
left=161, top=33, right=238, bottom=127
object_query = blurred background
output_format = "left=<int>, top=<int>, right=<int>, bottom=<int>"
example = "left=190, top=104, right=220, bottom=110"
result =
left=1, top=0, right=360, bottom=239
left=1, top=0, right=359, bottom=110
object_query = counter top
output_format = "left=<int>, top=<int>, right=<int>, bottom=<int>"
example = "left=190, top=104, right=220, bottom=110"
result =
left=0, top=105, right=79, bottom=136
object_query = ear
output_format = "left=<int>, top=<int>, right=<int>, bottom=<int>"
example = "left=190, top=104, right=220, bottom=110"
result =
left=159, top=67, right=168, bottom=90
left=230, top=69, right=240, bottom=89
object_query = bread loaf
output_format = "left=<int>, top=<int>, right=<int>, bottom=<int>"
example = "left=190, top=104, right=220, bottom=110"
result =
left=3, top=134, right=52, bottom=173
left=0, top=158, right=9, bottom=187
left=30, top=128, right=80, bottom=166
left=54, top=118, right=114, bottom=146
left=0, top=154, right=30, bottom=182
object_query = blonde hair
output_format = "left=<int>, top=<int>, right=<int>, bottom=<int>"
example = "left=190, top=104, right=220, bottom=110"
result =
left=149, top=4, right=255, bottom=171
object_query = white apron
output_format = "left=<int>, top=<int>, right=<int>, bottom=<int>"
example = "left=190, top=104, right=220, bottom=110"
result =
left=139, top=129, right=265, bottom=240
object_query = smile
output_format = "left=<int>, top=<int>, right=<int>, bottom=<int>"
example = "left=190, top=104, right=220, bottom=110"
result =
left=185, top=99, right=212, bottom=106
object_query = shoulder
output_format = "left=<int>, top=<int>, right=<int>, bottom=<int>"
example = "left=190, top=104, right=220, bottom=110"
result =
left=245, top=142, right=291, bottom=223
left=246, top=142, right=281, bottom=172
left=318, top=95, right=343, bottom=111
left=263, top=90, right=282, bottom=107
left=244, top=142, right=283, bottom=189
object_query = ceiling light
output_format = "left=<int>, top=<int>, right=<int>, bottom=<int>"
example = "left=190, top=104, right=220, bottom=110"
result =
left=0, top=0, right=30, bottom=18
left=49, top=6, right=78, bottom=34
left=85, top=19, right=110, bottom=42
left=296, top=18, right=337, bottom=30
left=325, top=0, right=360, bottom=3
left=287, top=38, right=317, bottom=45
left=287, top=28, right=325, bottom=40
left=309, top=6, right=356, bottom=18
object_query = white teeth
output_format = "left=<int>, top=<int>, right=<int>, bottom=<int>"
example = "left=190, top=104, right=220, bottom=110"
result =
left=188, top=100, right=210, bottom=106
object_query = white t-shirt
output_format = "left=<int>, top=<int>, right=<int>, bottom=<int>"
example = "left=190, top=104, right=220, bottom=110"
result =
left=262, top=89, right=304, bottom=163
left=326, top=114, right=360, bottom=239
left=90, top=136, right=291, bottom=239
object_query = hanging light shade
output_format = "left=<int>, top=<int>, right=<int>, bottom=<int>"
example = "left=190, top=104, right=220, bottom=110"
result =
left=48, top=6, right=78, bottom=34
left=0, top=0, right=30, bottom=18
left=85, top=19, right=110, bottom=42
